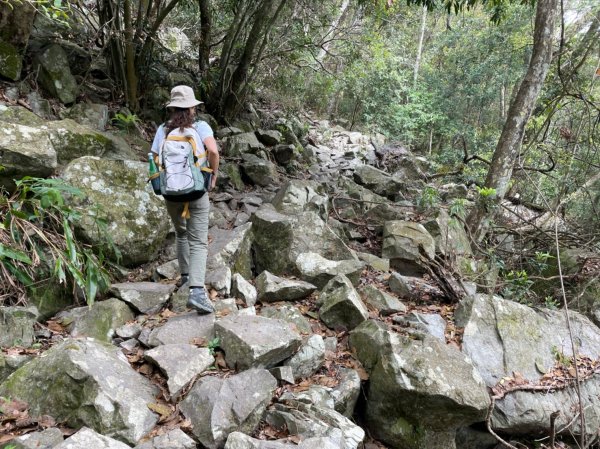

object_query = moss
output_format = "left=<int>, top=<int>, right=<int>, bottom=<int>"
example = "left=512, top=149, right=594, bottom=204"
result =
left=0, top=40, right=22, bottom=80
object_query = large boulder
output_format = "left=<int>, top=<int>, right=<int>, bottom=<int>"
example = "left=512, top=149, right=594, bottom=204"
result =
left=251, top=205, right=354, bottom=277
left=0, top=339, right=158, bottom=444
left=33, top=44, right=79, bottom=104
left=255, top=271, right=317, bottom=303
left=353, top=164, right=404, bottom=199
left=215, top=314, right=302, bottom=369
left=271, top=180, right=328, bottom=218
left=0, top=306, right=38, bottom=348
left=318, top=275, right=368, bottom=330
left=295, top=253, right=363, bottom=289
left=456, top=294, right=600, bottom=438
left=0, top=2, right=36, bottom=80
left=61, top=156, right=171, bottom=266
left=180, top=369, right=277, bottom=449
left=55, top=427, right=131, bottom=449
left=208, top=223, right=253, bottom=279
left=110, top=282, right=175, bottom=314
left=381, top=221, right=435, bottom=275
left=146, top=312, right=215, bottom=347
left=225, top=132, right=265, bottom=156
left=0, top=121, right=57, bottom=191
left=65, top=103, right=110, bottom=131
left=241, top=153, right=279, bottom=187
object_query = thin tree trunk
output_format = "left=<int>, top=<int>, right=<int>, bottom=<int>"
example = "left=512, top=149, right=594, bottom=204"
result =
left=316, top=0, right=350, bottom=64
left=468, top=0, right=558, bottom=238
left=413, top=5, right=427, bottom=87
left=198, top=0, right=212, bottom=81
left=124, top=0, right=138, bottom=109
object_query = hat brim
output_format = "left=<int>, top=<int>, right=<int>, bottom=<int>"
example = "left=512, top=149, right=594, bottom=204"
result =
left=166, top=99, right=203, bottom=108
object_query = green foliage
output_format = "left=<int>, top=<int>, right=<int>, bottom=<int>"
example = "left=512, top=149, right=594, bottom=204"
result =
left=501, top=269, right=533, bottom=304
left=207, top=337, right=220, bottom=356
left=476, top=186, right=497, bottom=198
left=111, top=112, right=140, bottom=131
left=2, top=0, right=72, bottom=25
left=449, top=198, right=468, bottom=219
left=0, top=178, right=117, bottom=306
left=417, top=186, right=441, bottom=210
left=551, top=346, right=573, bottom=367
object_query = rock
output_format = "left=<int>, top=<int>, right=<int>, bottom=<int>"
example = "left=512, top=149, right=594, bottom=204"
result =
left=8, top=427, right=64, bottom=448
left=0, top=39, right=22, bottom=80
left=214, top=298, right=238, bottom=315
left=284, top=335, right=325, bottom=380
left=381, top=221, right=435, bottom=275
left=255, top=271, right=317, bottom=303
left=356, top=252, right=390, bottom=272
left=348, top=319, right=396, bottom=372
left=155, top=259, right=179, bottom=280
left=215, top=314, right=302, bottom=369
left=330, top=368, right=361, bottom=417
left=318, top=275, right=369, bottom=331
left=180, top=369, right=277, bottom=449
left=454, top=426, right=498, bottom=449
left=61, top=157, right=171, bottom=266
left=269, top=366, right=295, bottom=384
left=57, top=298, right=134, bottom=342
left=256, top=129, right=283, bottom=146
left=33, top=44, right=78, bottom=104
left=423, top=209, right=472, bottom=256
left=66, top=102, right=109, bottom=131
left=279, top=385, right=335, bottom=410
left=353, top=164, right=403, bottom=199
left=388, top=272, right=441, bottom=300
left=110, top=282, right=175, bottom=314
left=266, top=401, right=364, bottom=449
left=45, top=119, right=127, bottom=165
left=0, top=306, right=38, bottom=347
left=208, top=223, right=253, bottom=279
left=220, top=162, right=245, bottom=190
left=133, top=428, right=196, bottom=449
left=295, top=253, right=364, bottom=289
left=224, top=432, right=343, bottom=449
left=251, top=205, right=354, bottom=277
left=457, top=294, right=600, bottom=438
left=231, top=273, right=257, bottom=306
left=216, top=126, right=244, bottom=139
left=144, top=344, right=214, bottom=399
left=271, top=180, right=328, bottom=218
left=226, top=132, right=264, bottom=156
left=0, top=339, right=158, bottom=444
left=54, top=427, right=131, bottom=449
left=364, top=332, right=489, bottom=449
left=241, top=153, right=279, bottom=187
left=26, top=91, right=54, bottom=119
left=259, top=304, right=312, bottom=335
left=393, top=312, right=447, bottom=341
left=0, top=122, right=56, bottom=192
left=147, top=312, right=215, bottom=347
left=116, top=322, right=142, bottom=339
left=0, top=352, right=33, bottom=383
left=157, top=26, right=191, bottom=53
left=358, top=285, right=406, bottom=315
left=205, top=265, right=232, bottom=295
left=272, top=144, right=297, bottom=165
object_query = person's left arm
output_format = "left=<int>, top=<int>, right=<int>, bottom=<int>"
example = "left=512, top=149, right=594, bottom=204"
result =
left=203, top=136, right=220, bottom=189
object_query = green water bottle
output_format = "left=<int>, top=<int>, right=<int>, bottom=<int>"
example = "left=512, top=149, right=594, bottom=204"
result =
left=148, top=153, right=161, bottom=194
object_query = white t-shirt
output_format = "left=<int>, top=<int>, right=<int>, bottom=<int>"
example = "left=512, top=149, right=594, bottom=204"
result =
left=151, top=121, right=214, bottom=155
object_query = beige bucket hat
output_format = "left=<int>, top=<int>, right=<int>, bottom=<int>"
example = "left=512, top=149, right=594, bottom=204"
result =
left=166, top=85, right=203, bottom=108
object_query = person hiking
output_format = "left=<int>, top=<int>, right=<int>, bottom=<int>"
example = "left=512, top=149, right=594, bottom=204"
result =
left=150, top=85, right=219, bottom=314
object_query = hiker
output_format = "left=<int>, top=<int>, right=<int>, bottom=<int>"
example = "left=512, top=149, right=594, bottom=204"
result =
left=150, top=85, right=219, bottom=314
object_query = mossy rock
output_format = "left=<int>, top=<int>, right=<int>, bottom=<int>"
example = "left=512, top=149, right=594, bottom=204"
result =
left=0, top=39, right=22, bottom=80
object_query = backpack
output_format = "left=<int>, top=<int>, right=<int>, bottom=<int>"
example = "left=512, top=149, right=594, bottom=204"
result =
left=157, top=125, right=212, bottom=197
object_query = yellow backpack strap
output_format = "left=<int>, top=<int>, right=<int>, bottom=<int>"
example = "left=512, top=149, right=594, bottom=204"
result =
left=181, top=201, right=191, bottom=219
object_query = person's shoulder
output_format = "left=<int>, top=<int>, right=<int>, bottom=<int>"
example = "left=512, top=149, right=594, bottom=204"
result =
left=194, top=120, right=214, bottom=138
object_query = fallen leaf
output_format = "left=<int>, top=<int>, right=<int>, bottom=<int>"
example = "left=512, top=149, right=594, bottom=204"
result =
left=147, top=402, right=172, bottom=417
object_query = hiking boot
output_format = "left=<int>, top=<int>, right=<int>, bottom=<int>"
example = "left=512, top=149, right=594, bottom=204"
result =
left=187, top=287, right=214, bottom=314
left=177, top=274, right=189, bottom=288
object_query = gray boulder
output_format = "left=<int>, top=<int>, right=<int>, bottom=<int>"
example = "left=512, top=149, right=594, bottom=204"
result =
left=208, top=223, right=253, bottom=279
left=0, top=306, right=38, bottom=348
left=241, top=153, right=279, bottom=187
left=393, top=312, right=447, bottom=341
left=0, top=339, right=158, bottom=444
left=54, top=427, right=131, bottom=449
left=215, top=315, right=302, bottom=369
left=33, top=44, right=78, bottom=104
left=110, top=282, right=175, bottom=314
left=365, top=332, right=489, bottom=449
left=255, top=271, right=316, bottom=303
left=133, top=429, right=196, bottom=449
left=284, top=335, right=326, bottom=380
left=0, top=352, right=33, bottom=383
left=57, top=298, right=134, bottom=342
left=388, top=272, right=441, bottom=300
left=353, top=164, right=403, bottom=199
left=45, top=119, right=118, bottom=164
left=423, top=209, right=472, bottom=256
left=180, top=369, right=277, bottom=449
left=66, top=102, right=109, bottom=131
left=4, top=427, right=63, bottom=449
left=358, top=284, right=406, bottom=315
left=318, top=275, right=368, bottom=331
left=456, top=294, right=600, bottom=438
left=147, top=312, right=215, bottom=347
left=382, top=221, right=435, bottom=275
left=226, top=132, right=264, bottom=156
left=0, top=39, right=22, bottom=80
left=272, top=144, right=297, bottom=165
left=231, top=273, right=257, bottom=306
left=144, top=344, right=214, bottom=399
left=271, top=180, right=328, bottom=218
left=295, top=253, right=363, bottom=289
left=349, top=320, right=393, bottom=372
left=266, top=401, right=364, bottom=449
left=0, top=122, right=56, bottom=192
left=61, top=156, right=171, bottom=266
left=259, top=304, right=312, bottom=335
left=256, top=129, right=283, bottom=146
left=224, top=432, right=343, bottom=449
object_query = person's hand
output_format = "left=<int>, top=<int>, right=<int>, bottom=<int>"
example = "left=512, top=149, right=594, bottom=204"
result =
left=210, top=172, right=218, bottom=190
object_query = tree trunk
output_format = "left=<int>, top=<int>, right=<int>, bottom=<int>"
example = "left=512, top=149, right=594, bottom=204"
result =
left=468, top=0, right=558, bottom=238
left=124, top=0, right=139, bottom=109
left=413, top=5, right=427, bottom=87
left=316, top=0, right=350, bottom=64
left=198, top=0, right=212, bottom=83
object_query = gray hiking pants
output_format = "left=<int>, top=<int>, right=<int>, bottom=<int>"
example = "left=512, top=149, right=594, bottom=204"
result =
left=165, top=193, right=210, bottom=287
